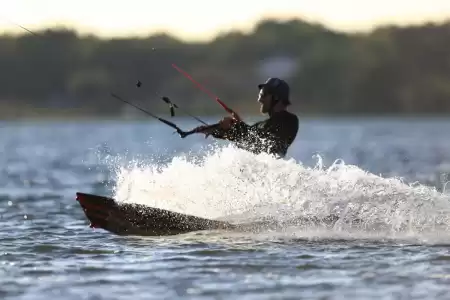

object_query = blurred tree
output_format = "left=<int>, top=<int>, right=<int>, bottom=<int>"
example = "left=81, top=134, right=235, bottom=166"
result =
left=0, top=18, right=449, bottom=118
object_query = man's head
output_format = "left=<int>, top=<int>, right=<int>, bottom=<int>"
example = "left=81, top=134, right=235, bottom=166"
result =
left=257, top=77, right=291, bottom=114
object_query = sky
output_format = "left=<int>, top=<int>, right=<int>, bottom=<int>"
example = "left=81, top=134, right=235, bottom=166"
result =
left=1, top=0, right=450, bottom=41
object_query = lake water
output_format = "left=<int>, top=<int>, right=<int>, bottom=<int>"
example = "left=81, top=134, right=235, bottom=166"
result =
left=1, top=116, right=450, bottom=299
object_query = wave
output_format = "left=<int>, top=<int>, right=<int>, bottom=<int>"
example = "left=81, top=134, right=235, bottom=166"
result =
left=107, top=144, right=450, bottom=243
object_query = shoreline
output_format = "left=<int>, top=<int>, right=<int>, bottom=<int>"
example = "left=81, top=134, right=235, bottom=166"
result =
left=2, top=112, right=450, bottom=123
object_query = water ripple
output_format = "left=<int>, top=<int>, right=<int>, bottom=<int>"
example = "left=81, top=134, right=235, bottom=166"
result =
left=1, top=119, right=450, bottom=299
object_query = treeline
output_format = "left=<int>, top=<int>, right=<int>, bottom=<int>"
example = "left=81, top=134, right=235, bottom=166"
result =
left=1, top=18, right=450, bottom=118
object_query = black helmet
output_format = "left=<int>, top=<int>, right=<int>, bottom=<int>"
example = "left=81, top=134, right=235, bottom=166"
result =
left=257, top=77, right=291, bottom=105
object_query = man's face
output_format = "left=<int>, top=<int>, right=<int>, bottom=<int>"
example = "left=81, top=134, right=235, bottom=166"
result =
left=257, top=88, right=273, bottom=114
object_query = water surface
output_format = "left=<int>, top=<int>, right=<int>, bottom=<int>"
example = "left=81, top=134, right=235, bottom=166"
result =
left=1, top=117, right=450, bottom=299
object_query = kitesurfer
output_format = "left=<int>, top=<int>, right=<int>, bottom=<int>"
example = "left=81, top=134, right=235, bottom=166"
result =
left=193, top=77, right=299, bottom=158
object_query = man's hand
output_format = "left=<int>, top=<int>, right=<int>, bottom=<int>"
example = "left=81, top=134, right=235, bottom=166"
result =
left=189, top=117, right=238, bottom=139
left=191, top=124, right=219, bottom=139
left=218, top=116, right=238, bottom=130
left=192, top=125, right=210, bottom=133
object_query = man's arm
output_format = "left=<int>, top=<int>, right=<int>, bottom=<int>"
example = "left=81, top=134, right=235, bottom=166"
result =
left=210, top=119, right=284, bottom=156
left=224, top=118, right=294, bottom=158
left=195, top=117, right=295, bottom=157
left=209, top=121, right=252, bottom=141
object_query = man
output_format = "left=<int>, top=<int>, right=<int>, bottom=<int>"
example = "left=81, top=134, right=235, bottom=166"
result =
left=194, top=77, right=299, bottom=158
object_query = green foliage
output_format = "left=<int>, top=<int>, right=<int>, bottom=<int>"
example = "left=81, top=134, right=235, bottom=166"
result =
left=1, top=18, right=449, bottom=118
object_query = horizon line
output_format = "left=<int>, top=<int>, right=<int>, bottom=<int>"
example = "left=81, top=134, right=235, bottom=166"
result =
left=1, top=15, right=450, bottom=42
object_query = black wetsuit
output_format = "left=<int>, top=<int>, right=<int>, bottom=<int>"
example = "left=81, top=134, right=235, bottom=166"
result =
left=210, top=110, right=299, bottom=158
